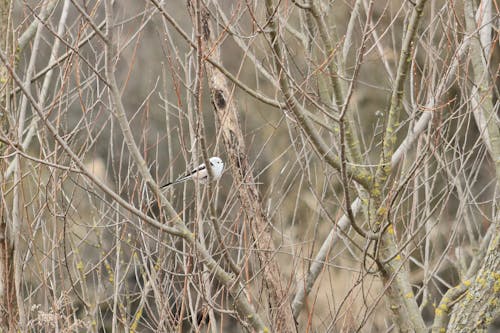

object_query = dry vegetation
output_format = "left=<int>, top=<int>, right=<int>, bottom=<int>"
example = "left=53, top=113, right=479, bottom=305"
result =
left=1, top=0, right=499, bottom=332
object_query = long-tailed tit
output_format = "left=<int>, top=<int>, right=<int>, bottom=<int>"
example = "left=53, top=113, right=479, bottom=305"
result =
left=161, top=157, right=224, bottom=188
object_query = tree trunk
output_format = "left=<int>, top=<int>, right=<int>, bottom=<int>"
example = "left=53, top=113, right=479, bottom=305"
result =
left=189, top=3, right=298, bottom=332
left=0, top=0, right=18, bottom=331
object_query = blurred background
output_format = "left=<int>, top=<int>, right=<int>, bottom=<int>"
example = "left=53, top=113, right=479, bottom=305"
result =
left=2, top=0, right=499, bottom=331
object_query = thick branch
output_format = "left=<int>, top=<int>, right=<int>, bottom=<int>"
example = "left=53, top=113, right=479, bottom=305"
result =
left=265, top=0, right=373, bottom=190
left=291, top=20, right=470, bottom=317
left=464, top=0, right=500, bottom=182
left=446, top=228, right=500, bottom=331
left=375, top=0, right=428, bottom=184
left=308, top=0, right=364, bottom=166
left=103, top=2, right=268, bottom=331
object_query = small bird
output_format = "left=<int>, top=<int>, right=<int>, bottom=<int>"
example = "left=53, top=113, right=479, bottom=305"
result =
left=161, top=157, right=224, bottom=188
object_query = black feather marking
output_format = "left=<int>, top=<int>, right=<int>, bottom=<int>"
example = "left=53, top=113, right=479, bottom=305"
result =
left=188, top=164, right=207, bottom=176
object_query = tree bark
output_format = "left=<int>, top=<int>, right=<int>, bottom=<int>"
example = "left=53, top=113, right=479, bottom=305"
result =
left=189, top=3, right=297, bottom=332
left=447, top=228, right=500, bottom=332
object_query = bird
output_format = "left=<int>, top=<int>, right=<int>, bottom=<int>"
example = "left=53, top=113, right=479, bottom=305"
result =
left=161, top=156, right=224, bottom=188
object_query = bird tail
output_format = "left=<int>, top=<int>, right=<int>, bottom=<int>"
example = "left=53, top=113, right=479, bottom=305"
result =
left=160, top=181, right=173, bottom=188
left=161, top=176, right=190, bottom=188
